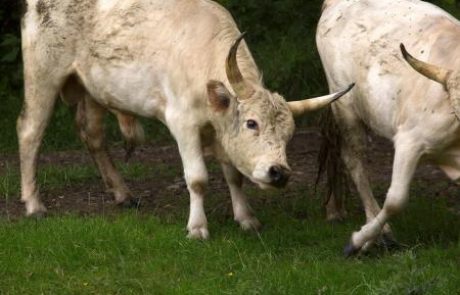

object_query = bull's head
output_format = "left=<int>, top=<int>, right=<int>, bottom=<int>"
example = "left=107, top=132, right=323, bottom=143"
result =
left=401, top=44, right=460, bottom=120
left=207, top=34, right=353, bottom=189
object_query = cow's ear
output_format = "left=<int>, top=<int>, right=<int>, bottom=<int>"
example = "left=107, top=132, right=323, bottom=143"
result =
left=207, top=80, right=233, bottom=112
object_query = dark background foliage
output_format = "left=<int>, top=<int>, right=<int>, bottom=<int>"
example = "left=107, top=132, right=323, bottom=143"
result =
left=0, top=0, right=458, bottom=152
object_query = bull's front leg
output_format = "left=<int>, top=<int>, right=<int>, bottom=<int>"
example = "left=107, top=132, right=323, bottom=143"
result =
left=221, top=163, right=261, bottom=231
left=170, top=123, right=209, bottom=239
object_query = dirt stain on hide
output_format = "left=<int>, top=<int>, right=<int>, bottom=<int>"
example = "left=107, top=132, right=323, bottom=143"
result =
left=36, top=0, right=54, bottom=27
left=357, top=23, right=367, bottom=33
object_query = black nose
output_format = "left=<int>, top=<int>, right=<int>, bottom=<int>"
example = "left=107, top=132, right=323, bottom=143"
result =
left=268, top=165, right=290, bottom=188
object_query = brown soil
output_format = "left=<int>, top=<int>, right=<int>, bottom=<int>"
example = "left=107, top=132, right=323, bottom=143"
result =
left=0, top=128, right=458, bottom=219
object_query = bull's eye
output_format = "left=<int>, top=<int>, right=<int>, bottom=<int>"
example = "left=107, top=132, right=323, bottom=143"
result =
left=246, top=119, right=259, bottom=130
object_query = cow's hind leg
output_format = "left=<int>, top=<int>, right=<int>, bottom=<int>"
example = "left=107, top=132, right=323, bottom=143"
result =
left=18, top=70, right=65, bottom=216
left=75, top=96, right=136, bottom=207
left=345, top=133, right=422, bottom=256
left=221, top=163, right=261, bottom=231
left=333, top=106, right=396, bottom=242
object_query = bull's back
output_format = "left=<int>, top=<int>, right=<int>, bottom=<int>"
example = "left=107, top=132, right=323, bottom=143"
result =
left=23, top=0, right=259, bottom=118
left=84, top=0, right=259, bottom=87
left=23, top=0, right=237, bottom=60
left=23, top=0, right=259, bottom=87
left=87, top=0, right=236, bottom=63
left=83, top=0, right=258, bottom=109
left=317, top=0, right=460, bottom=138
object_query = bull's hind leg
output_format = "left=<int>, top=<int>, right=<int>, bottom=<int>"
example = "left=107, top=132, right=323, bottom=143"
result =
left=333, top=106, right=395, bottom=239
left=75, top=96, right=135, bottom=206
left=345, top=134, right=422, bottom=255
left=221, top=163, right=261, bottom=231
left=17, top=67, right=65, bottom=216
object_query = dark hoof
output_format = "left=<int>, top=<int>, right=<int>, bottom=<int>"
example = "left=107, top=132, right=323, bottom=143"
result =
left=327, top=216, right=346, bottom=224
left=118, top=197, right=141, bottom=209
left=124, top=143, right=136, bottom=162
left=378, top=233, right=402, bottom=251
left=344, top=242, right=360, bottom=258
left=27, top=211, right=47, bottom=219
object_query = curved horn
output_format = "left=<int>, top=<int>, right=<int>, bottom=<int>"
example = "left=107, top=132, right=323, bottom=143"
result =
left=226, top=32, right=254, bottom=99
left=288, top=83, right=355, bottom=117
left=400, top=43, right=450, bottom=86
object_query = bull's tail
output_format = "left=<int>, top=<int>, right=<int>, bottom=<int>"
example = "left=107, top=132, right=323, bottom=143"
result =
left=315, top=106, right=349, bottom=209
left=116, top=113, right=145, bottom=161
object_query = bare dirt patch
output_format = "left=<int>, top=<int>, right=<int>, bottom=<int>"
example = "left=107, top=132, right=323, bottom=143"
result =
left=1, top=128, right=458, bottom=219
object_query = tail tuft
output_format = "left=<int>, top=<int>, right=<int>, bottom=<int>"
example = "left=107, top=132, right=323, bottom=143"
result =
left=315, top=106, right=349, bottom=207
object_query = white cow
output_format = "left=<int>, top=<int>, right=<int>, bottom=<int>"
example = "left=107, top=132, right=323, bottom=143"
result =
left=19, top=0, right=352, bottom=239
left=317, top=0, right=460, bottom=255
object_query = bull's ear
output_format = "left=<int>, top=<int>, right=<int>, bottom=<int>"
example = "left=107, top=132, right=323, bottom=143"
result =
left=207, top=80, right=233, bottom=112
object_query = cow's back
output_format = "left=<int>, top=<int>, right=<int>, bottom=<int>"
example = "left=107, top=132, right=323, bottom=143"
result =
left=23, top=0, right=259, bottom=80
left=317, top=0, right=460, bottom=139
left=22, top=0, right=261, bottom=118
left=83, top=0, right=245, bottom=71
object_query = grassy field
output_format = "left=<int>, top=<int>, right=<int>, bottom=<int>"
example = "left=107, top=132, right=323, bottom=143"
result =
left=1, top=159, right=460, bottom=294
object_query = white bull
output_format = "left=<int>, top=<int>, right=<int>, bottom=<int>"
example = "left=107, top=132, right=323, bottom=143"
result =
left=19, top=0, right=352, bottom=239
left=317, top=0, right=460, bottom=254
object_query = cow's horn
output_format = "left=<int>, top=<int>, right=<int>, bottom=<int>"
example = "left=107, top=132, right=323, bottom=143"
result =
left=288, top=83, right=355, bottom=117
left=226, top=32, right=254, bottom=99
left=400, top=44, right=450, bottom=86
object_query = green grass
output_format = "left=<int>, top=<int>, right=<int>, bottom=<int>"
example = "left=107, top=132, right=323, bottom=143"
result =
left=1, top=163, right=460, bottom=294
left=0, top=200, right=459, bottom=294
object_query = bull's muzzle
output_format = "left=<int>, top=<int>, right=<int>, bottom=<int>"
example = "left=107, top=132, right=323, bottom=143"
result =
left=268, top=165, right=291, bottom=188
